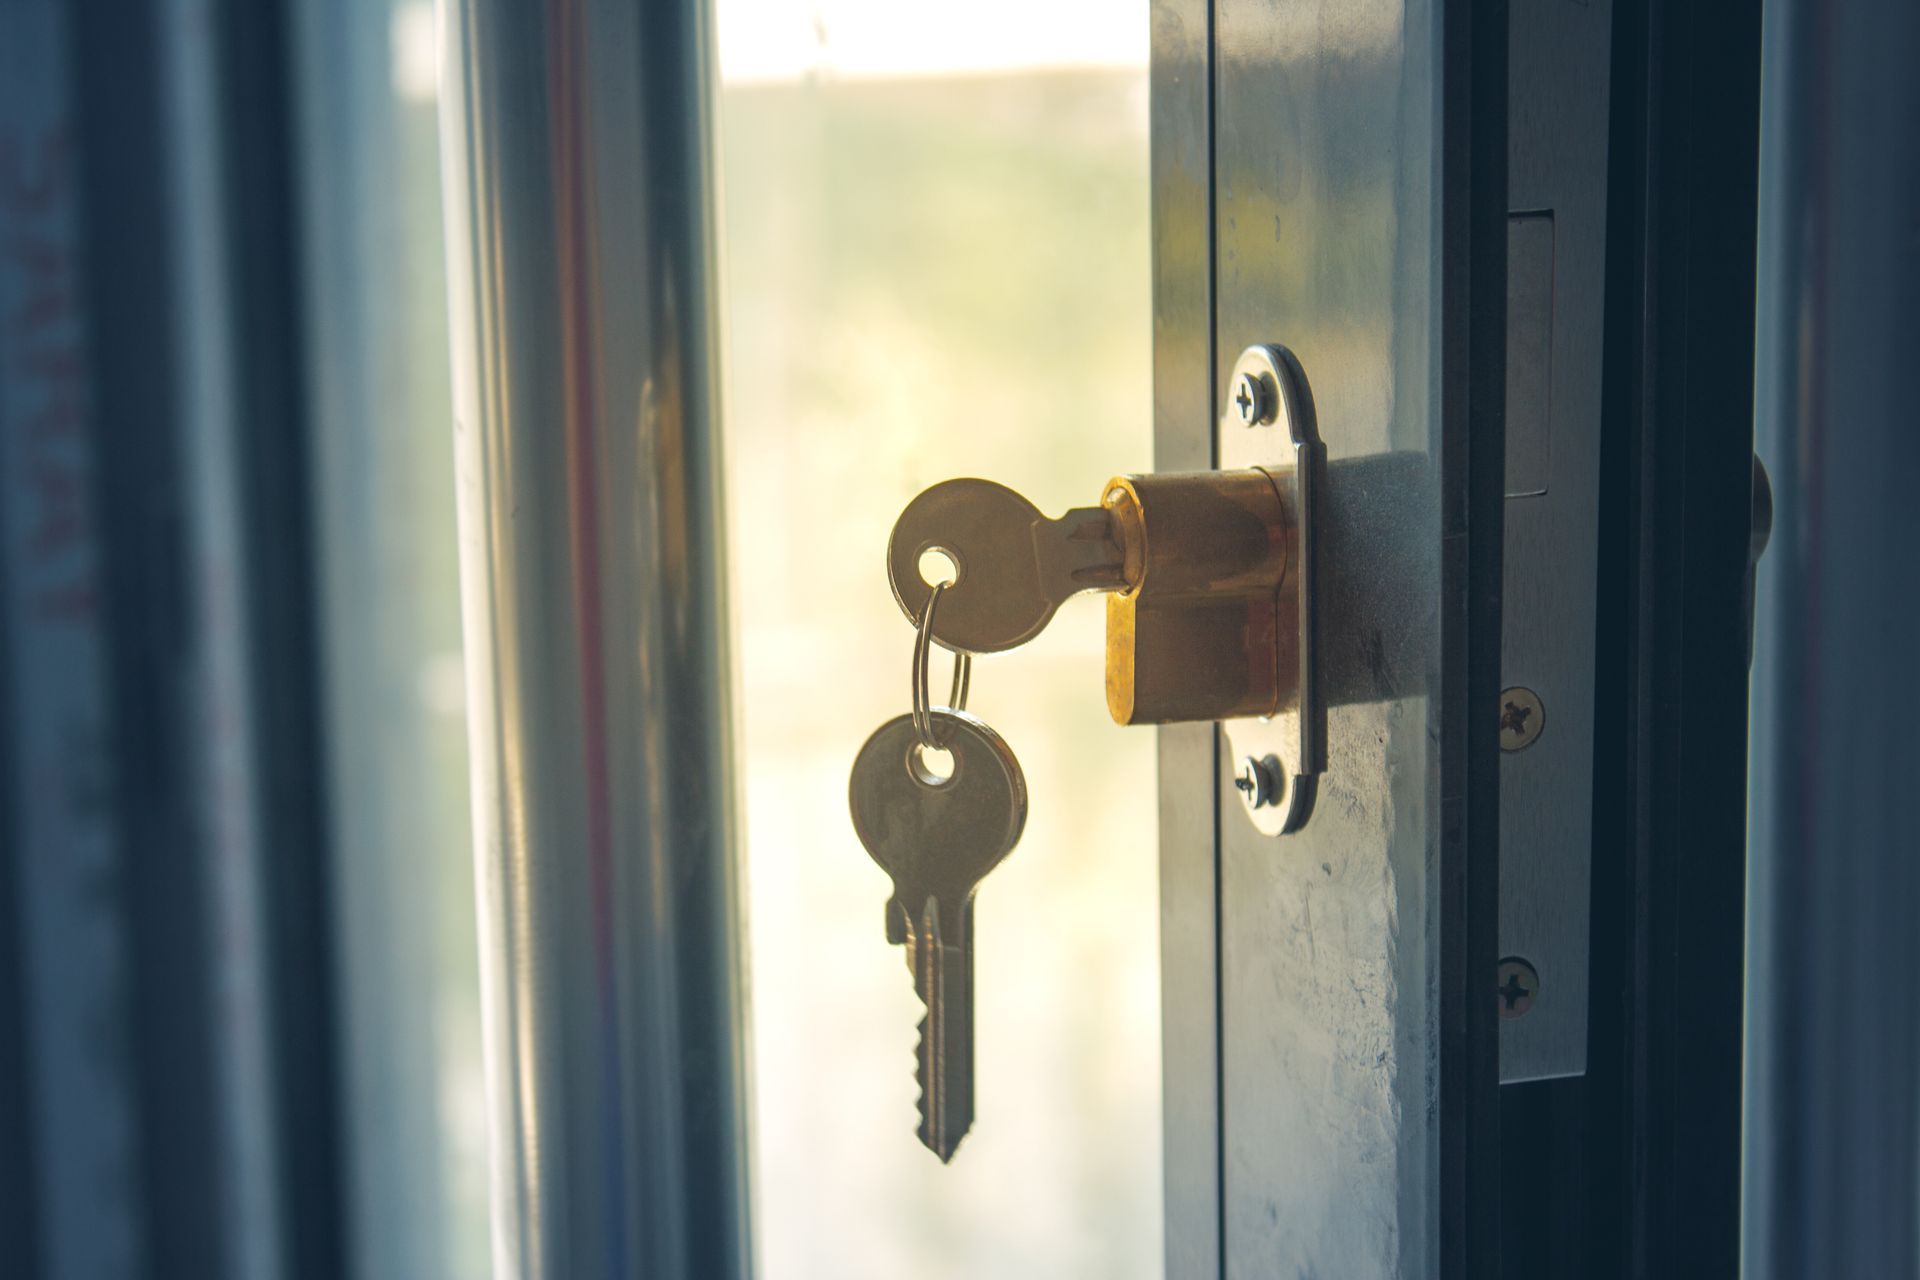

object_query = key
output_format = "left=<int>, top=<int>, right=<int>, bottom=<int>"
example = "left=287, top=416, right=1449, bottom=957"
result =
left=888, top=478, right=1129, bottom=654
left=849, top=708, right=1027, bottom=1160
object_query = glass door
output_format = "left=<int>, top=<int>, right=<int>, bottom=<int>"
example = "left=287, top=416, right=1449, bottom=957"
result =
left=715, top=4, right=1163, bottom=1275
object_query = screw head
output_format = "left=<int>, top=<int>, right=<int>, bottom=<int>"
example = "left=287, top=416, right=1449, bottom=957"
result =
left=1231, top=371, right=1271, bottom=427
left=1233, top=755, right=1285, bottom=810
left=1496, top=957, right=1539, bottom=1019
left=1498, top=686, right=1544, bottom=751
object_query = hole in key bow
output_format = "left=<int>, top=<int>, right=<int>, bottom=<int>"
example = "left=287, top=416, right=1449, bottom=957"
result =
left=917, top=545, right=960, bottom=588
left=908, top=742, right=956, bottom=787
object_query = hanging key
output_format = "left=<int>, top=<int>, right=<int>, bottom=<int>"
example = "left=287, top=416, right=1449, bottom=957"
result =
left=849, top=708, right=1027, bottom=1161
left=888, top=478, right=1129, bottom=654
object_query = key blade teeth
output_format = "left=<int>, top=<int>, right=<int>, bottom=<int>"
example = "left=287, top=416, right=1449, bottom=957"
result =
left=910, top=899, right=974, bottom=1162
left=913, top=974, right=944, bottom=1156
left=913, top=1009, right=968, bottom=1162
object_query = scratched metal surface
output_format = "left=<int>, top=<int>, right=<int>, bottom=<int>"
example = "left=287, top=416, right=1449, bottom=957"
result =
left=1213, top=2, right=1442, bottom=1273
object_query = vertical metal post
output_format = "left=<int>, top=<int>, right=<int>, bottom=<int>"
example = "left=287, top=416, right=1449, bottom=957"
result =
left=5, top=1, right=351, bottom=1275
left=1746, top=0, right=1920, bottom=1274
left=1148, top=0, right=1220, bottom=1273
left=437, top=1, right=751, bottom=1276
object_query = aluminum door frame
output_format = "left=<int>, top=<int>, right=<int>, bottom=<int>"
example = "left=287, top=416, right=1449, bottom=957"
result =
left=1153, top=1, right=1507, bottom=1275
left=1498, top=1, right=1762, bottom=1273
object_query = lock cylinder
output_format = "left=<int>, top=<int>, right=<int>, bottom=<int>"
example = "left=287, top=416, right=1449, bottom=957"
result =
left=1101, top=468, right=1297, bottom=725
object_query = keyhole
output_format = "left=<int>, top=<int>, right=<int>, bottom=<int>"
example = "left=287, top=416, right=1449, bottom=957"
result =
left=918, top=546, right=959, bottom=588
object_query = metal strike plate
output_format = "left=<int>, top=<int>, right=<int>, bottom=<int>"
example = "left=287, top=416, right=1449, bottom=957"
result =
left=1215, top=344, right=1326, bottom=836
left=1498, top=0, right=1610, bottom=1083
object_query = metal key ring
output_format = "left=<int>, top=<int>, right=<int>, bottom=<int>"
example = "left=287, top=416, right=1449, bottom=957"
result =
left=911, top=580, right=971, bottom=750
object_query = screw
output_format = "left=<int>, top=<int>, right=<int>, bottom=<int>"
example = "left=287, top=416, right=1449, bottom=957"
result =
left=1496, top=957, right=1539, bottom=1019
left=1498, top=686, right=1544, bottom=751
left=1233, top=755, right=1285, bottom=810
left=1232, top=371, right=1272, bottom=427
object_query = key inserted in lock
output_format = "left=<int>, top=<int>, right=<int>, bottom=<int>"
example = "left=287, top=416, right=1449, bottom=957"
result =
left=885, top=343, right=1326, bottom=835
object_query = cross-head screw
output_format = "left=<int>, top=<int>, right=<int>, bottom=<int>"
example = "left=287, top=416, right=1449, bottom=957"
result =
left=1496, top=956, right=1539, bottom=1019
left=1232, top=371, right=1272, bottom=427
left=1233, top=754, right=1284, bottom=810
left=1499, top=686, right=1544, bottom=752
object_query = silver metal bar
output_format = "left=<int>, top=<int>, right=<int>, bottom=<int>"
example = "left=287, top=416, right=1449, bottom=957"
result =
left=1498, top=0, right=1613, bottom=1084
left=1150, top=0, right=1221, bottom=1269
left=1745, top=0, right=1920, bottom=1272
left=436, top=1, right=750, bottom=1276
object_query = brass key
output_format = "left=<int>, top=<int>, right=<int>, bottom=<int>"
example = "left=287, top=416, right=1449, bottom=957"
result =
left=887, top=478, right=1128, bottom=654
left=849, top=709, right=1027, bottom=1162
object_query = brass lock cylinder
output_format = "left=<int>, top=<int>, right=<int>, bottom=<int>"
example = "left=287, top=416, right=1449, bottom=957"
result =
left=1101, top=469, right=1296, bottom=725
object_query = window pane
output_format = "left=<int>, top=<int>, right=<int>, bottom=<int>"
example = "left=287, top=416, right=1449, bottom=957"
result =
left=716, top=6, right=1162, bottom=1275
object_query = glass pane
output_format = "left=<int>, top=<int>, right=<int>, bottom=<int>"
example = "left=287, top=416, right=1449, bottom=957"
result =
left=715, top=5, right=1161, bottom=1275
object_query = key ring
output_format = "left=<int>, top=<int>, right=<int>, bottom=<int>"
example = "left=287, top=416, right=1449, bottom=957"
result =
left=912, top=581, right=971, bottom=749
